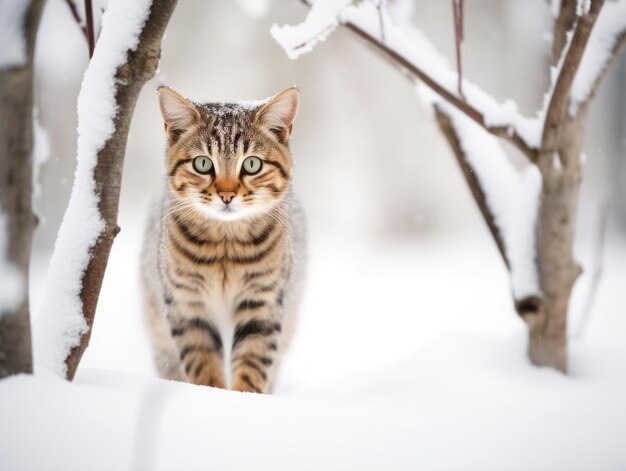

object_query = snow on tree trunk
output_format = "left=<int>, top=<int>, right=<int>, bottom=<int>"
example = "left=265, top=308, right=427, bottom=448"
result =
left=35, top=0, right=178, bottom=380
left=0, top=0, right=45, bottom=380
left=270, top=0, right=626, bottom=372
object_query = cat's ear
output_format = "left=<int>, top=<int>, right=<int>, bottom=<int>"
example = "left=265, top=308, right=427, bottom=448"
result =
left=157, top=86, right=200, bottom=139
left=256, top=86, right=299, bottom=143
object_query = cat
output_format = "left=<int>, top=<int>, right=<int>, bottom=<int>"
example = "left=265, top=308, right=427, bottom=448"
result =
left=140, top=86, right=306, bottom=394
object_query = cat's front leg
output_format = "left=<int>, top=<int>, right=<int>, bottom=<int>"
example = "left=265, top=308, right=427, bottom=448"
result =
left=167, top=305, right=226, bottom=389
left=230, top=300, right=283, bottom=394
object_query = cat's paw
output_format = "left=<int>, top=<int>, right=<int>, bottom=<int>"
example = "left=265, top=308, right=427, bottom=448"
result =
left=231, top=374, right=266, bottom=394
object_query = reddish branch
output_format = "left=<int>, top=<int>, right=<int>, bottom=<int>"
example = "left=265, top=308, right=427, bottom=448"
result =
left=64, top=0, right=97, bottom=58
left=64, top=0, right=88, bottom=40
left=343, top=22, right=538, bottom=162
left=452, top=0, right=465, bottom=99
left=298, top=0, right=536, bottom=160
left=377, top=0, right=385, bottom=43
left=85, top=0, right=95, bottom=58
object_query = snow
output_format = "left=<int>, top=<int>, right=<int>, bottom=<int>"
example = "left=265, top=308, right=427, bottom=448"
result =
left=235, top=97, right=270, bottom=110
left=0, top=0, right=30, bottom=68
left=569, top=0, right=626, bottom=115
left=423, top=88, right=542, bottom=300
left=0, top=207, right=23, bottom=315
left=7, top=221, right=626, bottom=470
left=273, top=0, right=545, bottom=298
left=271, top=0, right=543, bottom=149
left=270, top=0, right=351, bottom=60
left=272, top=0, right=626, bottom=146
left=235, top=0, right=271, bottom=19
left=34, top=0, right=154, bottom=377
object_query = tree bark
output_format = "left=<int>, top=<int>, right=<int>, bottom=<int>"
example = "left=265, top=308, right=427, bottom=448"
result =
left=519, top=0, right=603, bottom=372
left=308, top=0, right=623, bottom=372
left=0, top=0, right=45, bottom=379
left=63, top=0, right=178, bottom=380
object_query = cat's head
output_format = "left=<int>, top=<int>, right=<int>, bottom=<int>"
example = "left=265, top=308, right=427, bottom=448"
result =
left=157, top=86, right=299, bottom=221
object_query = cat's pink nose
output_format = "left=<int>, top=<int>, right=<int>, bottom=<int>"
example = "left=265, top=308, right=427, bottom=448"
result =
left=219, top=191, right=237, bottom=205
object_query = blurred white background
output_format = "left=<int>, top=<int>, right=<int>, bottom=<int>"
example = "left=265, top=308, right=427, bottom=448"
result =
left=32, top=0, right=626, bottom=248
left=29, top=0, right=625, bottom=380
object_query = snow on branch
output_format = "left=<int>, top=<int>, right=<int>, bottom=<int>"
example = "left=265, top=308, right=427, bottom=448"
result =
left=428, top=90, right=542, bottom=301
left=271, top=0, right=542, bottom=160
left=541, top=0, right=604, bottom=155
left=36, top=0, right=158, bottom=378
left=271, top=0, right=350, bottom=59
left=569, top=0, right=626, bottom=115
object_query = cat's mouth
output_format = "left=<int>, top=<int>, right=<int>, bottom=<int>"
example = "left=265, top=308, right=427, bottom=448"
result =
left=199, top=200, right=250, bottom=222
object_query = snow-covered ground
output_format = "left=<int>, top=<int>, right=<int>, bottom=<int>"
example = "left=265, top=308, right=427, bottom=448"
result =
left=2, top=212, right=626, bottom=470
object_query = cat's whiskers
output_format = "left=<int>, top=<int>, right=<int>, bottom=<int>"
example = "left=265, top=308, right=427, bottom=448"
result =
left=247, top=199, right=292, bottom=233
left=159, top=201, right=198, bottom=226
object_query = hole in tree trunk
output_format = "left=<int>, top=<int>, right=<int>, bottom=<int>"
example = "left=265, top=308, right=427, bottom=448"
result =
left=516, top=296, right=542, bottom=316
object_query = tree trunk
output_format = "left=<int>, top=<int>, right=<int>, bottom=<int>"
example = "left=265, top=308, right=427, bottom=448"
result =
left=63, top=0, right=178, bottom=380
left=0, top=0, right=45, bottom=379
left=288, top=0, right=623, bottom=373
left=521, top=1, right=604, bottom=372
left=526, top=114, right=585, bottom=372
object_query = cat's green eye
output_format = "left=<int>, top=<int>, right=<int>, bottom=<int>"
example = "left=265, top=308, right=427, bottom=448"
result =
left=242, top=156, right=263, bottom=175
left=192, top=156, right=214, bottom=175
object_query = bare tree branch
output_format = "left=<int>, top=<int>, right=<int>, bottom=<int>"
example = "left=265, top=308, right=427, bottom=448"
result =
left=84, top=0, right=95, bottom=58
left=64, top=0, right=99, bottom=58
left=342, top=22, right=539, bottom=162
left=0, top=0, right=45, bottom=379
left=452, top=0, right=465, bottom=99
left=299, top=0, right=537, bottom=161
left=64, top=0, right=89, bottom=41
left=377, top=0, right=385, bottom=43
left=575, top=27, right=626, bottom=117
left=551, top=0, right=579, bottom=66
left=541, top=0, right=604, bottom=158
left=62, top=0, right=178, bottom=380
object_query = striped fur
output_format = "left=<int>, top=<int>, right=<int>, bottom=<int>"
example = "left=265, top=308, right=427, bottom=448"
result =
left=141, top=87, right=306, bottom=394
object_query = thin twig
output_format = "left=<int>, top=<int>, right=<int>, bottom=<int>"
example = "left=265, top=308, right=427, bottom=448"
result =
left=64, top=0, right=88, bottom=41
left=298, top=0, right=536, bottom=161
left=291, top=23, right=337, bottom=53
left=574, top=201, right=609, bottom=339
left=98, top=7, right=106, bottom=41
left=377, top=0, right=385, bottom=43
left=84, top=0, right=95, bottom=58
left=452, top=0, right=465, bottom=99
left=343, top=22, right=538, bottom=162
left=574, top=28, right=626, bottom=116
left=551, top=0, right=578, bottom=66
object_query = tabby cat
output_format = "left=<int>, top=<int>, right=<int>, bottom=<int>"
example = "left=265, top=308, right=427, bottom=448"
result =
left=140, top=86, right=305, bottom=394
